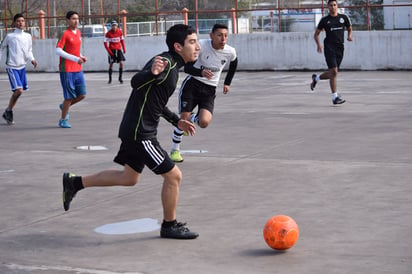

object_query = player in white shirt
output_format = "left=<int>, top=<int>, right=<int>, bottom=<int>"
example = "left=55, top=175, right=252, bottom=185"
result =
left=170, top=24, right=238, bottom=162
left=1, top=13, right=37, bottom=125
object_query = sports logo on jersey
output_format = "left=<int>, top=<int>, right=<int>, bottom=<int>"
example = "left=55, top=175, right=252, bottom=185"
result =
left=339, top=18, right=344, bottom=24
left=221, top=60, right=226, bottom=65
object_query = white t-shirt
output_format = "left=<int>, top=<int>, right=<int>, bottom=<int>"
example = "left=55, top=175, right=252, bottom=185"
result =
left=191, top=39, right=237, bottom=87
left=0, top=29, right=35, bottom=69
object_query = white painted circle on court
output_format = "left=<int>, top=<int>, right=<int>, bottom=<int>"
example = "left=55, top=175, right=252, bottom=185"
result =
left=94, top=218, right=160, bottom=235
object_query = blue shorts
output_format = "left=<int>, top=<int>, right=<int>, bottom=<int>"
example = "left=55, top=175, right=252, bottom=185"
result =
left=6, top=67, right=28, bottom=92
left=59, top=72, right=87, bottom=100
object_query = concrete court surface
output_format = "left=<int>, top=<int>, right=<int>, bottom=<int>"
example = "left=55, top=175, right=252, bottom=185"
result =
left=0, top=70, right=411, bottom=274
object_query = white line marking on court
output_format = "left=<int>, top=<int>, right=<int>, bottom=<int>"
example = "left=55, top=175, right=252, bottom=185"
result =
left=279, top=112, right=308, bottom=115
left=76, top=145, right=108, bottom=151
left=377, top=91, right=410, bottom=94
left=180, top=149, right=208, bottom=154
left=95, top=218, right=160, bottom=235
left=0, top=169, right=15, bottom=173
left=4, top=263, right=143, bottom=274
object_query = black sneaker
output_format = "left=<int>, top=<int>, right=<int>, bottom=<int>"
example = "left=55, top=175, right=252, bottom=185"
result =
left=310, top=74, right=318, bottom=91
left=333, top=96, right=346, bottom=105
left=119, top=78, right=123, bottom=84
left=62, top=172, right=77, bottom=211
left=160, top=221, right=199, bottom=239
left=2, top=110, right=14, bottom=125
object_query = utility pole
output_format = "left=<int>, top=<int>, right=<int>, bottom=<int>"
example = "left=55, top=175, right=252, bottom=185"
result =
left=88, top=0, right=91, bottom=25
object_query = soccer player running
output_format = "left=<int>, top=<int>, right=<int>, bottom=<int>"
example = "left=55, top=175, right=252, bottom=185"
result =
left=56, top=11, right=87, bottom=128
left=310, top=0, right=353, bottom=105
left=62, top=24, right=200, bottom=239
left=104, top=20, right=126, bottom=84
left=1, top=13, right=37, bottom=125
left=170, top=23, right=238, bottom=162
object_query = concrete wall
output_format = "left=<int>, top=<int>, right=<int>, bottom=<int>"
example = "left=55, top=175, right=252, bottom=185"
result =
left=16, top=30, right=412, bottom=72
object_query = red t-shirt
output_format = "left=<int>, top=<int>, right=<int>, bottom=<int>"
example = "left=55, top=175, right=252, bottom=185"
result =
left=104, top=29, right=124, bottom=50
left=56, top=28, right=82, bottom=72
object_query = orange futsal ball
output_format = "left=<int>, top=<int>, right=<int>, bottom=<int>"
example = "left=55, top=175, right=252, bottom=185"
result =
left=263, top=215, right=299, bottom=250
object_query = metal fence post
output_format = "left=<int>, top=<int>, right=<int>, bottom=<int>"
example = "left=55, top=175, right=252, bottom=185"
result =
left=231, top=8, right=237, bottom=33
left=38, top=10, right=45, bottom=40
left=120, top=9, right=127, bottom=37
left=182, top=8, right=188, bottom=25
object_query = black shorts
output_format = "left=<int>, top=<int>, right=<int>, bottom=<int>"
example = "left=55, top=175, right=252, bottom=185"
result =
left=179, top=77, right=216, bottom=114
left=113, top=138, right=175, bottom=175
left=108, top=50, right=126, bottom=64
left=324, top=44, right=344, bottom=69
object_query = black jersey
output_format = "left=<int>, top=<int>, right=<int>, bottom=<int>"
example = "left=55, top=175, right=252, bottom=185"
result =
left=118, top=51, right=183, bottom=141
left=317, top=13, right=351, bottom=46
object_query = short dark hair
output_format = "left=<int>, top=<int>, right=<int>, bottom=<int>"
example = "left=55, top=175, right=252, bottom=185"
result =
left=212, top=23, right=228, bottom=33
left=328, top=0, right=337, bottom=4
left=166, top=24, right=197, bottom=52
left=66, top=11, right=79, bottom=20
left=13, top=13, right=24, bottom=22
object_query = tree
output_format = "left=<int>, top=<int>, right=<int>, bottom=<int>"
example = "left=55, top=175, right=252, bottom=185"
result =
left=346, top=0, right=384, bottom=30
left=2, top=0, right=42, bottom=27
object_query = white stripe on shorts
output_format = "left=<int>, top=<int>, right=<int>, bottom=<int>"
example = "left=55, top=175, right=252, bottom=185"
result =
left=141, top=140, right=164, bottom=165
left=6, top=68, right=21, bottom=90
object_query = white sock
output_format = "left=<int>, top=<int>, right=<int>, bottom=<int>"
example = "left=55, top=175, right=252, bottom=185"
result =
left=190, top=113, right=198, bottom=125
left=332, top=93, right=338, bottom=100
left=171, top=142, right=180, bottom=151
left=315, top=75, right=320, bottom=82
left=171, top=127, right=184, bottom=151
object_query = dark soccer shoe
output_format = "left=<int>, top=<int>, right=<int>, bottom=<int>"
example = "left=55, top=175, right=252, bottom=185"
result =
left=310, top=74, right=317, bottom=91
left=62, top=172, right=77, bottom=211
left=2, top=110, right=14, bottom=125
left=333, top=96, right=346, bottom=105
left=160, top=221, right=199, bottom=239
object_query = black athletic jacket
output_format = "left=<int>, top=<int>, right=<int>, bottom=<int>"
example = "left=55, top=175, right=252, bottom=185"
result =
left=118, top=51, right=183, bottom=141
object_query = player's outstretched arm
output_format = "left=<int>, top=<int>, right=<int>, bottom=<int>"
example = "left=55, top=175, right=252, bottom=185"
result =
left=131, top=56, right=168, bottom=90
left=151, top=56, right=168, bottom=75
left=177, top=119, right=195, bottom=136
left=104, top=42, right=113, bottom=56
left=121, top=39, right=126, bottom=54
left=223, top=58, right=238, bottom=93
left=313, top=29, right=323, bottom=53
left=56, top=47, right=82, bottom=64
left=347, top=26, right=353, bottom=42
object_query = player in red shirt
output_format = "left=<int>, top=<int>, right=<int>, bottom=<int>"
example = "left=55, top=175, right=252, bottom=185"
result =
left=104, top=20, right=126, bottom=84
left=56, top=11, right=87, bottom=128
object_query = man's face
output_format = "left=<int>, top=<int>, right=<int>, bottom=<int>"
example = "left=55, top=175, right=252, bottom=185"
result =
left=328, top=1, right=338, bottom=15
left=67, top=14, right=79, bottom=29
left=210, top=28, right=228, bottom=50
left=177, top=33, right=200, bottom=63
left=14, top=17, right=25, bottom=30
left=111, top=24, right=118, bottom=31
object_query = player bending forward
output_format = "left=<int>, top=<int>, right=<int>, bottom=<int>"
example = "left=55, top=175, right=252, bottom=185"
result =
left=170, top=23, right=238, bottom=162
left=62, top=24, right=200, bottom=240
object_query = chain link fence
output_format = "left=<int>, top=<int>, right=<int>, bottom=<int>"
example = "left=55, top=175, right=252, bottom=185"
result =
left=1, top=0, right=411, bottom=41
